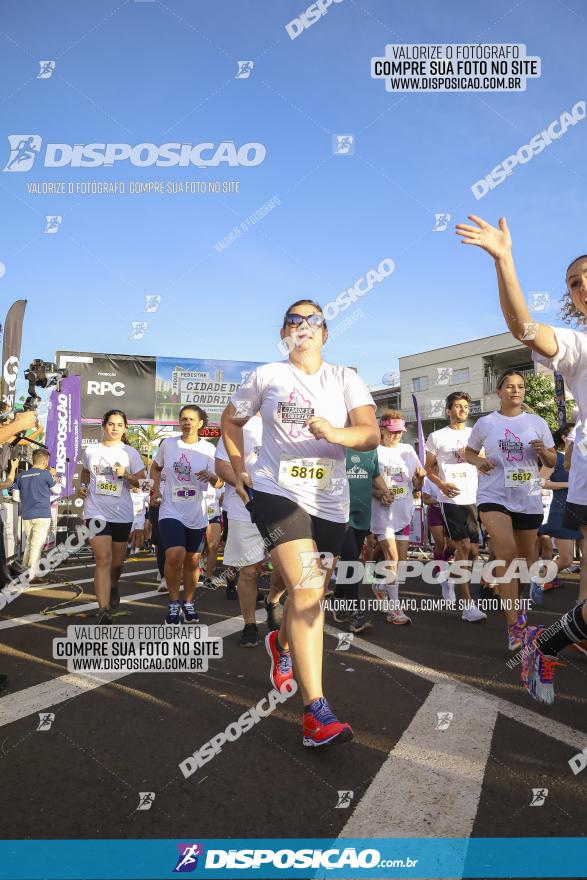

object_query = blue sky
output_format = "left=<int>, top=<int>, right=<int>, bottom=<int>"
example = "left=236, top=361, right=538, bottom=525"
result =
left=1, top=0, right=586, bottom=403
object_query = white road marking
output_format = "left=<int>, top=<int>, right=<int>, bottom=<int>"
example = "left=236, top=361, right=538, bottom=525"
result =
left=340, top=682, right=498, bottom=838
left=0, top=570, right=159, bottom=632
left=7, top=566, right=157, bottom=594
left=0, top=614, right=247, bottom=728
left=326, top=625, right=587, bottom=751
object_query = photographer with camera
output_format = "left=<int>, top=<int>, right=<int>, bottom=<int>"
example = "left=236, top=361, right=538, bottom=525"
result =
left=0, top=408, right=38, bottom=588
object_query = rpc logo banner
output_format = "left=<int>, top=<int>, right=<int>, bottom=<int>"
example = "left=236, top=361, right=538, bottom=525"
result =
left=56, top=351, right=157, bottom=421
left=0, top=838, right=586, bottom=878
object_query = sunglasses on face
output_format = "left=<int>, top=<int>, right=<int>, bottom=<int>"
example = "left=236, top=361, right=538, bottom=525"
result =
left=284, top=312, right=325, bottom=329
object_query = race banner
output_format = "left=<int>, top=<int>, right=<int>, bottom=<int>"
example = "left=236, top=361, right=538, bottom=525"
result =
left=56, top=351, right=156, bottom=421
left=554, top=370, right=567, bottom=426
left=45, top=375, right=82, bottom=497
left=412, top=392, right=426, bottom=464
left=1, top=298, right=27, bottom=408
left=155, top=357, right=264, bottom=424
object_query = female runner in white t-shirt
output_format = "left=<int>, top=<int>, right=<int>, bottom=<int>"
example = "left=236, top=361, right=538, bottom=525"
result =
left=78, top=409, right=145, bottom=624
left=221, top=299, right=379, bottom=747
left=464, top=371, right=555, bottom=651
left=370, top=410, right=426, bottom=625
left=457, top=214, right=587, bottom=703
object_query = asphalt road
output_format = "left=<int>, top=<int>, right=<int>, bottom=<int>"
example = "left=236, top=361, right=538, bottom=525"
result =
left=0, top=553, right=585, bottom=880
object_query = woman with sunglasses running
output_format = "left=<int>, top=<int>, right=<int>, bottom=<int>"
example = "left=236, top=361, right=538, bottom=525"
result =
left=457, top=214, right=587, bottom=702
left=221, top=300, right=379, bottom=747
left=78, top=409, right=145, bottom=624
left=370, top=411, right=426, bottom=624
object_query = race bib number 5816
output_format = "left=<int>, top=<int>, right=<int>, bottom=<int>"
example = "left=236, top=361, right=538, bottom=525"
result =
left=278, top=458, right=334, bottom=490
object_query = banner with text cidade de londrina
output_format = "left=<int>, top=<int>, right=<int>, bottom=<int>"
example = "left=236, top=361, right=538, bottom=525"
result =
left=45, top=375, right=82, bottom=497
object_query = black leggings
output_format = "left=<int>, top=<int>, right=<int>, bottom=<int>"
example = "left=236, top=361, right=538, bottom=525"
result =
left=148, top=506, right=166, bottom=579
left=334, top=526, right=369, bottom=604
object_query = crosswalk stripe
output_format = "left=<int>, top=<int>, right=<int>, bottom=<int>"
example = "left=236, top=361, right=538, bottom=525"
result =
left=328, top=626, right=587, bottom=751
left=340, top=682, right=498, bottom=838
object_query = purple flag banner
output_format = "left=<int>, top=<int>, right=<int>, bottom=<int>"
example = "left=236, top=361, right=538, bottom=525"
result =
left=412, top=393, right=425, bottom=465
left=1, top=299, right=27, bottom=408
left=45, top=375, right=81, bottom=497
left=554, top=371, right=567, bottom=426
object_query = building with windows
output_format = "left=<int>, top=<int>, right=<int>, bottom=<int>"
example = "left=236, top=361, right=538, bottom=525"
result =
left=401, top=331, right=549, bottom=435
left=374, top=332, right=554, bottom=456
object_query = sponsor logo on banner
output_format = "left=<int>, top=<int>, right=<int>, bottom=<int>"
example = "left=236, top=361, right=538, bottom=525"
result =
left=87, top=381, right=126, bottom=396
left=55, top=393, right=69, bottom=480
left=2, top=355, right=19, bottom=399
left=57, top=352, right=157, bottom=421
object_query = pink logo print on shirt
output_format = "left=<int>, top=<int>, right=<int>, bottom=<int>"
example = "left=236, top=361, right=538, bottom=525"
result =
left=498, top=429, right=524, bottom=462
left=277, top=388, right=314, bottom=438
left=385, top=465, right=404, bottom=482
left=94, top=456, right=115, bottom=478
left=173, top=453, right=192, bottom=482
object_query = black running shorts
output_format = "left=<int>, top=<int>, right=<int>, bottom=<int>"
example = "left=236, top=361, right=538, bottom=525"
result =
left=85, top=519, right=132, bottom=543
left=477, top=504, right=542, bottom=531
left=439, top=502, right=480, bottom=543
left=248, top=489, right=346, bottom=556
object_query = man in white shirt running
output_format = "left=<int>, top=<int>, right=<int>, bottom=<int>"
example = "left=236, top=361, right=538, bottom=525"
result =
left=425, top=391, right=486, bottom=622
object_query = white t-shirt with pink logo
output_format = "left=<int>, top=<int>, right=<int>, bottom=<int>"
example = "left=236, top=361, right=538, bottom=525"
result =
left=425, top=425, right=478, bottom=506
left=229, top=361, right=374, bottom=522
left=82, top=442, right=144, bottom=524
left=154, top=437, right=215, bottom=529
left=468, top=411, right=554, bottom=514
left=371, top=443, right=421, bottom=534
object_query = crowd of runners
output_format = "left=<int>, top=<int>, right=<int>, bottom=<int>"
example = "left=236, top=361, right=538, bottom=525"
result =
left=4, top=213, right=587, bottom=748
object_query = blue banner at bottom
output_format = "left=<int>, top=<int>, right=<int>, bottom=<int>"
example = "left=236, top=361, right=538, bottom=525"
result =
left=0, top=838, right=585, bottom=879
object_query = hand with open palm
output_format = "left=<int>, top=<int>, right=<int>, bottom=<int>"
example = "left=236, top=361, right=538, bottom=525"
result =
left=455, top=215, right=512, bottom=261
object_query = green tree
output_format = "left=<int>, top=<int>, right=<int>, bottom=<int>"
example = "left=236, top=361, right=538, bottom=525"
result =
left=523, top=372, right=574, bottom=431
left=125, top=424, right=167, bottom=461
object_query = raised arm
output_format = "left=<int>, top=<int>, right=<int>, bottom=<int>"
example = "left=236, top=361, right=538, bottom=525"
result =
left=455, top=216, right=558, bottom=358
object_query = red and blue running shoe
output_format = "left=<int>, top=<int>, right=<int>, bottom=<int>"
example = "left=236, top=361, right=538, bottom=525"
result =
left=265, top=630, right=294, bottom=693
left=303, top=698, right=353, bottom=748
left=521, top=625, right=564, bottom=705
left=508, top=612, right=528, bottom=651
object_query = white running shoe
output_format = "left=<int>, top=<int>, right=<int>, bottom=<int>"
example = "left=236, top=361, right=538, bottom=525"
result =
left=441, top=581, right=456, bottom=603
left=157, top=577, right=168, bottom=593
left=386, top=609, right=412, bottom=625
left=461, top=605, right=487, bottom=623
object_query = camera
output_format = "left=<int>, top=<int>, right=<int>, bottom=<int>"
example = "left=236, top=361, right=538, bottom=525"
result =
left=22, top=359, right=68, bottom=412
left=1, top=360, right=68, bottom=423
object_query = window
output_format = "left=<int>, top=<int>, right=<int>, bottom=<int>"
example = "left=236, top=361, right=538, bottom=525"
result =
left=450, top=367, right=470, bottom=385
left=412, top=376, right=428, bottom=392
